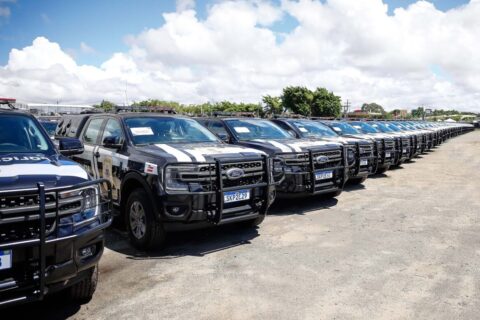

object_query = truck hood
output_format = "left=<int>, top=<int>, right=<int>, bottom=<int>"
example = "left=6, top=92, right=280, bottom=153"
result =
left=0, top=154, right=89, bottom=191
left=236, top=139, right=343, bottom=155
left=136, top=142, right=267, bottom=163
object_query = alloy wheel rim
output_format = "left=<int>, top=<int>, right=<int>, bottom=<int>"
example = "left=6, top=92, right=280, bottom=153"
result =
left=129, top=201, right=147, bottom=240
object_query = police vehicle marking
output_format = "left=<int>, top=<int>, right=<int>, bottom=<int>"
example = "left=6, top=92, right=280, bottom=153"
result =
left=155, top=144, right=192, bottom=162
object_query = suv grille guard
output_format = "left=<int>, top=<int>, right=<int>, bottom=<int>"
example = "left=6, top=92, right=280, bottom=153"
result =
left=356, top=144, right=375, bottom=175
left=0, top=179, right=112, bottom=308
left=163, top=155, right=272, bottom=225
left=307, top=146, right=347, bottom=194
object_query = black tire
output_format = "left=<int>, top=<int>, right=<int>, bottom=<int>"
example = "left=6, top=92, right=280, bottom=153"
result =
left=376, top=167, right=389, bottom=174
left=348, top=176, right=367, bottom=184
left=70, top=265, right=98, bottom=302
left=241, top=213, right=265, bottom=228
left=324, top=190, right=342, bottom=198
left=126, top=189, right=166, bottom=250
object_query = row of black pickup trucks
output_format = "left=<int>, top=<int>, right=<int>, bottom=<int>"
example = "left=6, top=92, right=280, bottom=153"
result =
left=0, top=107, right=475, bottom=307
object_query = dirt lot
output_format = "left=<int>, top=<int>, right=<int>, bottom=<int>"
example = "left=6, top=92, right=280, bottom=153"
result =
left=6, top=130, right=480, bottom=320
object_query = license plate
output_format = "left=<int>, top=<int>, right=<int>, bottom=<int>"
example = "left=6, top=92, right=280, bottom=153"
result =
left=315, top=170, right=333, bottom=180
left=360, top=159, right=368, bottom=166
left=224, top=189, right=250, bottom=203
left=0, top=250, right=12, bottom=270
left=385, top=152, right=391, bottom=158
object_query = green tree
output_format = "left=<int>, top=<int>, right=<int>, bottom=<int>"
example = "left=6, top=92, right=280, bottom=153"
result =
left=94, top=100, right=115, bottom=112
left=411, top=107, right=424, bottom=119
left=281, top=86, right=314, bottom=116
left=361, top=102, right=385, bottom=114
left=262, top=95, right=283, bottom=115
left=311, top=87, right=342, bottom=117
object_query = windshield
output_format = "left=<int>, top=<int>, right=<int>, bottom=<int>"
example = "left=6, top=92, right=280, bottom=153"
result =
left=328, top=122, right=361, bottom=135
left=290, top=120, right=338, bottom=138
left=350, top=121, right=380, bottom=134
left=125, top=117, right=219, bottom=145
left=386, top=123, right=402, bottom=131
left=40, top=121, right=57, bottom=136
left=0, top=114, right=54, bottom=155
left=225, top=119, right=291, bottom=140
left=371, top=122, right=394, bottom=133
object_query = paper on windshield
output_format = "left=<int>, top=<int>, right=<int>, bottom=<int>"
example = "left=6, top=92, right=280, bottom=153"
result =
left=333, top=127, right=341, bottom=132
left=130, top=127, right=154, bottom=136
left=234, top=127, right=250, bottom=133
left=298, top=127, right=308, bottom=133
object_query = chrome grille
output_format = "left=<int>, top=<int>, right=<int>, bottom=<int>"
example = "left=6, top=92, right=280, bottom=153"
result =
left=179, top=160, right=266, bottom=189
left=312, top=149, right=343, bottom=170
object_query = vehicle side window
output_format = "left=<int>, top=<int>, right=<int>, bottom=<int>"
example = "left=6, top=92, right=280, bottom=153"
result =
left=101, top=119, right=124, bottom=144
left=209, top=121, right=228, bottom=136
left=83, top=118, right=104, bottom=144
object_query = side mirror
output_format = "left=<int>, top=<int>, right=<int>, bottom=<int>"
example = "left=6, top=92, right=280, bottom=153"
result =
left=287, top=130, right=296, bottom=138
left=59, top=138, right=84, bottom=156
left=217, top=133, right=230, bottom=143
left=103, top=136, right=123, bottom=149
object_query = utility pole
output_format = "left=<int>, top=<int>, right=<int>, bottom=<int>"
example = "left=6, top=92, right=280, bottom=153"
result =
left=343, top=100, right=350, bottom=119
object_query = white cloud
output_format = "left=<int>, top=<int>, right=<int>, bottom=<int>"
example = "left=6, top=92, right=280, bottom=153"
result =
left=1, top=0, right=480, bottom=111
left=0, top=6, right=10, bottom=17
left=80, top=41, right=96, bottom=54
left=176, top=0, right=195, bottom=12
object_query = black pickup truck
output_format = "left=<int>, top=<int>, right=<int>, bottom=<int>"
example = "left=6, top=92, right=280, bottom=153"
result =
left=271, top=118, right=375, bottom=184
left=0, top=109, right=111, bottom=307
left=198, top=117, right=348, bottom=198
left=320, top=120, right=395, bottom=174
left=55, top=113, right=275, bottom=249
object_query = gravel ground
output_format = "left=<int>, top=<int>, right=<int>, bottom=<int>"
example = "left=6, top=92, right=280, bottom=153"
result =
left=5, top=130, right=480, bottom=320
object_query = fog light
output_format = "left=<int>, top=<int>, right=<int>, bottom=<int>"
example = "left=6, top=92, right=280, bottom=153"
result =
left=80, top=245, right=96, bottom=258
left=166, top=205, right=187, bottom=216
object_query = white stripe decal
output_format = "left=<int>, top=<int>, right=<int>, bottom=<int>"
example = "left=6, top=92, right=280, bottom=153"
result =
left=0, top=164, right=88, bottom=179
left=183, top=149, right=207, bottom=162
left=268, top=141, right=293, bottom=152
left=287, top=143, right=302, bottom=152
left=155, top=144, right=192, bottom=162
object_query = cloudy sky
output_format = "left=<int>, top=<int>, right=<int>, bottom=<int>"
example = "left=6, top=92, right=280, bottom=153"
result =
left=0, top=0, right=478, bottom=111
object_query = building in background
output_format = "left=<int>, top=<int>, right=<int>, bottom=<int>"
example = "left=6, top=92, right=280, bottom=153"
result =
left=15, top=102, right=94, bottom=115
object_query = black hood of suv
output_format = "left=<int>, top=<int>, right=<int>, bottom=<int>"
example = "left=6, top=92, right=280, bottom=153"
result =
left=0, top=154, right=89, bottom=191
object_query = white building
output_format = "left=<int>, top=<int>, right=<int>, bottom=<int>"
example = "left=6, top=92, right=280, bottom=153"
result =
left=16, top=102, right=94, bottom=115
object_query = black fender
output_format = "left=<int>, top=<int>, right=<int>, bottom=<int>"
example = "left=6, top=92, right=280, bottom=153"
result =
left=120, top=170, right=163, bottom=221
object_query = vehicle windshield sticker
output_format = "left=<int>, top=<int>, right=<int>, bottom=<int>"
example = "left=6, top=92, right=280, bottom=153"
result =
left=372, top=124, right=378, bottom=127
left=299, top=127, right=308, bottom=133
left=130, top=127, right=154, bottom=136
left=353, top=125, right=362, bottom=129
left=234, top=127, right=250, bottom=133
left=333, top=127, right=341, bottom=132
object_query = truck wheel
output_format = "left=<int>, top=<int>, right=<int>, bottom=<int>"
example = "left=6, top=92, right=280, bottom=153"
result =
left=376, top=167, right=389, bottom=174
left=324, top=190, right=342, bottom=198
left=241, top=214, right=265, bottom=228
left=70, top=265, right=98, bottom=302
left=126, top=189, right=166, bottom=250
left=348, top=176, right=367, bottom=184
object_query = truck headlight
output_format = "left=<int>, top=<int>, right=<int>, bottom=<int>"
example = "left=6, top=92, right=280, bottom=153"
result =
left=165, top=165, right=198, bottom=191
left=58, top=185, right=100, bottom=229
left=347, top=148, right=355, bottom=165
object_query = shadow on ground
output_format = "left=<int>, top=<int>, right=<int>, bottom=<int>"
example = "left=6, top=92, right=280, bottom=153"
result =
left=2, top=292, right=85, bottom=320
left=105, top=222, right=260, bottom=260
left=269, top=196, right=338, bottom=216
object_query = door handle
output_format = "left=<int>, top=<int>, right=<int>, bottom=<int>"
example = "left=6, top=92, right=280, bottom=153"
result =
left=94, top=151, right=100, bottom=158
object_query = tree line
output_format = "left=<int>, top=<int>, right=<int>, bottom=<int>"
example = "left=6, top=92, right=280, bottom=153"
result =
left=94, top=86, right=474, bottom=119
left=94, top=86, right=343, bottom=117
